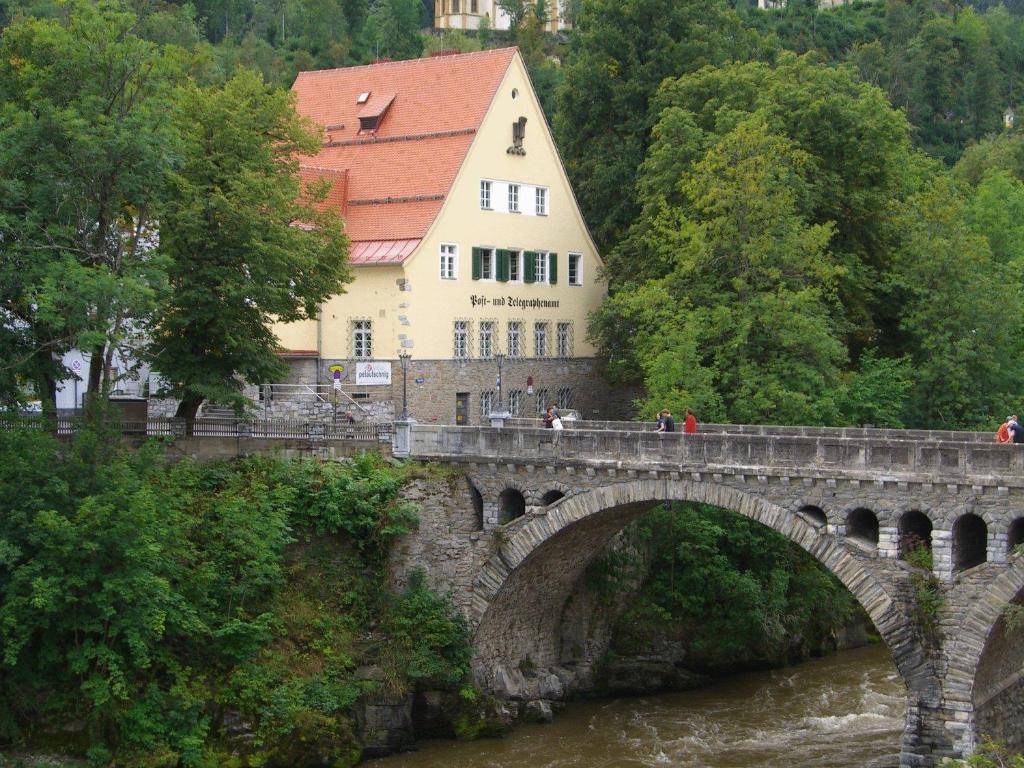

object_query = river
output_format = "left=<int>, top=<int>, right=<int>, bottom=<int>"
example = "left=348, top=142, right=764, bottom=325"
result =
left=373, top=643, right=905, bottom=768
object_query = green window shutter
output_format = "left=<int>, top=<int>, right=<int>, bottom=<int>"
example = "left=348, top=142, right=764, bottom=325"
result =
left=523, top=251, right=537, bottom=283
left=548, top=252, right=557, bottom=284
left=472, top=247, right=482, bottom=280
left=497, top=249, right=509, bottom=282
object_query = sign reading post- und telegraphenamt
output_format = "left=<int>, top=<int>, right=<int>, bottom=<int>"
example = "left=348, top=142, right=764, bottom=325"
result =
left=355, top=362, right=392, bottom=386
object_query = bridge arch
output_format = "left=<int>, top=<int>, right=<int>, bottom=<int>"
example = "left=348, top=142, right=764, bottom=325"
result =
left=947, top=552, right=1024, bottom=755
left=470, top=477, right=941, bottom=762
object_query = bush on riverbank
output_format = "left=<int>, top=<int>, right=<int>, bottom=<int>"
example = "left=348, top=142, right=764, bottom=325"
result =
left=589, top=503, right=863, bottom=676
left=0, top=426, right=471, bottom=767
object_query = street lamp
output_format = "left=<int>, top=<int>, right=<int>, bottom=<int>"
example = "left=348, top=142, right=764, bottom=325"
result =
left=398, top=351, right=411, bottom=421
left=494, top=352, right=505, bottom=414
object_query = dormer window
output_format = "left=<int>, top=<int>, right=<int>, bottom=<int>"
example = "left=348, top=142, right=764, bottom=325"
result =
left=357, top=93, right=395, bottom=134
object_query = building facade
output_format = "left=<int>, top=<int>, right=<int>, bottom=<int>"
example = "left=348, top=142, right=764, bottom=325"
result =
left=275, top=48, right=619, bottom=425
left=434, top=0, right=571, bottom=32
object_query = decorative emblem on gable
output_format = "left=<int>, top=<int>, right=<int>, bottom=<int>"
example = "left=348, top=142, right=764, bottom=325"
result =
left=508, top=116, right=527, bottom=156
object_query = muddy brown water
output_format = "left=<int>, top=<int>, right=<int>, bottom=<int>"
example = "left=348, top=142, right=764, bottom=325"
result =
left=373, top=643, right=905, bottom=768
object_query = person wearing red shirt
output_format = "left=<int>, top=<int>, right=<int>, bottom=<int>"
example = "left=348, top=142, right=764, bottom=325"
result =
left=684, top=408, right=697, bottom=434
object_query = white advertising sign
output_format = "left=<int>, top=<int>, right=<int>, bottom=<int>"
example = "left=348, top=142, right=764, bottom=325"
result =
left=355, top=362, right=392, bottom=386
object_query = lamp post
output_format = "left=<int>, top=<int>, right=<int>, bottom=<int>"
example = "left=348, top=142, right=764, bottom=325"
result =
left=398, top=351, right=411, bottom=421
left=494, top=352, right=505, bottom=414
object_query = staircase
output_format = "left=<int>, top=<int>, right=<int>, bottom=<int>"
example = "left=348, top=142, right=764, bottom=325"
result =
left=199, top=404, right=239, bottom=421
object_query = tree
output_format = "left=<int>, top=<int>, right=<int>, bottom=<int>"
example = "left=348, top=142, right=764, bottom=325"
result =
left=553, top=0, right=765, bottom=254
left=887, top=176, right=1024, bottom=428
left=151, top=69, right=350, bottom=420
left=361, top=0, right=423, bottom=61
left=0, top=0, right=185, bottom=411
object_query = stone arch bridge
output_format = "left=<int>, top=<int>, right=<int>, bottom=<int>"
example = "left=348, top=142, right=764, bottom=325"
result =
left=396, top=422, right=1024, bottom=767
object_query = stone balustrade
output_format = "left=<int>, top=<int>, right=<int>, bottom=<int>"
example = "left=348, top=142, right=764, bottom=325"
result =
left=409, top=424, right=1024, bottom=488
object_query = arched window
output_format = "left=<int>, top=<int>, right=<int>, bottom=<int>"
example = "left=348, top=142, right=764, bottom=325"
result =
left=499, top=488, right=526, bottom=524
left=846, top=508, right=879, bottom=547
left=899, top=510, right=933, bottom=561
left=541, top=489, right=565, bottom=506
left=798, top=505, right=827, bottom=527
left=953, top=514, right=988, bottom=571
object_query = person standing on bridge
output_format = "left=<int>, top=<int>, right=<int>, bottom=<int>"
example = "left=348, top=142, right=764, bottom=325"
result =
left=655, top=409, right=675, bottom=432
left=684, top=408, right=698, bottom=434
left=996, top=416, right=1013, bottom=444
left=1009, top=415, right=1024, bottom=444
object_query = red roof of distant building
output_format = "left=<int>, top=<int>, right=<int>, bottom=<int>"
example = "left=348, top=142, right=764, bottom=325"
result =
left=292, top=48, right=519, bottom=264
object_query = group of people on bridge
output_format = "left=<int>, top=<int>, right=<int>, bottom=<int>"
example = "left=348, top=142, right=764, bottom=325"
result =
left=653, top=408, right=698, bottom=434
left=995, top=415, right=1024, bottom=443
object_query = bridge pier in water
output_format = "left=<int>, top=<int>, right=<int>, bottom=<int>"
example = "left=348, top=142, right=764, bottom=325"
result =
left=391, top=423, right=1024, bottom=767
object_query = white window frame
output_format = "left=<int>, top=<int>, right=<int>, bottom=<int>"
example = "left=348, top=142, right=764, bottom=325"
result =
left=453, top=320, right=470, bottom=359
left=440, top=243, right=458, bottom=280
left=480, top=248, right=495, bottom=280
left=480, top=390, right=494, bottom=417
left=535, top=187, right=547, bottom=216
left=509, top=183, right=520, bottom=213
left=479, top=321, right=494, bottom=359
left=557, top=386, right=573, bottom=410
left=568, top=253, right=582, bottom=286
left=557, top=322, right=571, bottom=358
left=534, top=322, right=548, bottom=358
left=480, top=179, right=492, bottom=210
left=535, top=252, right=548, bottom=284
left=509, top=250, right=522, bottom=282
left=353, top=319, right=372, bottom=359
left=507, top=321, right=522, bottom=358
left=535, top=388, right=549, bottom=415
left=508, top=389, right=523, bottom=416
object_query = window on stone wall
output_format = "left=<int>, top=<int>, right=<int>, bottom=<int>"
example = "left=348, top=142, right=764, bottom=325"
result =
left=480, top=390, right=494, bottom=417
left=557, top=386, right=573, bottom=410
left=556, top=321, right=572, bottom=358
left=507, top=321, right=522, bottom=358
left=534, top=321, right=548, bottom=358
left=352, top=319, right=372, bottom=359
left=535, top=388, right=549, bottom=415
left=479, top=320, right=495, bottom=359
left=453, top=319, right=470, bottom=359
left=508, top=389, right=523, bottom=416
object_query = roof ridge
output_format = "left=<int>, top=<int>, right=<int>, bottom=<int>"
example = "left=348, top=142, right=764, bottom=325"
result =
left=294, top=46, right=517, bottom=79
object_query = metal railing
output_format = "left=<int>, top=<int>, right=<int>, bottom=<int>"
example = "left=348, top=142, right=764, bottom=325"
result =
left=258, top=383, right=386, bottom=414
left=0, top=416, right=393, bottom=442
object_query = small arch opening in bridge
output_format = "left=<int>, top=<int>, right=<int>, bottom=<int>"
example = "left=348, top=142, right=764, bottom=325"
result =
left=499, top=488, right=526, bottom=524
left=953, top=514, right=988, bottom=571
left=846, top=508, right=879, bottom=548
left=1008, top=517, right=1024, bottom=554
left=797, top=505, right=827, bottom=528
left=898, top=510, right=933, bottom=562
left=467, top=478, right=484, bottom=531
left=542, top=490, right=565, bottom=506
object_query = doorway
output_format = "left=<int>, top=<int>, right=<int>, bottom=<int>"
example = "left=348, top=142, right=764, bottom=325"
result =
left=455, top=392, right=470, bottom=425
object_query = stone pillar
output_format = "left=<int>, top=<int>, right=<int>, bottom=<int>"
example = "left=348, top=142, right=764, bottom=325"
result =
left=489, top=410, right=511, bottom=428
left=392, top=419, right=413, bottom=458
left=932, top=528, right=954, bottom=582
left=879, top=525, right=899, bottom=559
left=482, top=500, right=500, bottom=531
left=989, top=530, right=1008, bottom=564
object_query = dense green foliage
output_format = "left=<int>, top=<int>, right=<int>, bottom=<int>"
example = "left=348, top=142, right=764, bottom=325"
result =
left=589, top=504, right=860, bottom=670
left=0, top=1, right=351, bottom=415
left=0, top=427, right=470, bottom=766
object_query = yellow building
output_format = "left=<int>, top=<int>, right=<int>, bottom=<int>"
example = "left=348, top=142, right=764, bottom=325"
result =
left=275, top=48, right=615, bottom=425
left=434, top=0, right=572, bottom=32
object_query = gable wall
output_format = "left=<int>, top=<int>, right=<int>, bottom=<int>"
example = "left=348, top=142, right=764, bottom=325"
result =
left=402, top=53, right=606, bottom=360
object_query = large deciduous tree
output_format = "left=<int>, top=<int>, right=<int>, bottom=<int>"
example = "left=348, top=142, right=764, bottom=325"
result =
left=0, top=0, right=184, bottom=411
left=553, top=0, right=765, bottom=255
left=151, top=69, right=350, bottom=421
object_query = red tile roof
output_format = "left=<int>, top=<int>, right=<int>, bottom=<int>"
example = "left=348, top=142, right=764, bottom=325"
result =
left=292, top=48, right=518, bottom=262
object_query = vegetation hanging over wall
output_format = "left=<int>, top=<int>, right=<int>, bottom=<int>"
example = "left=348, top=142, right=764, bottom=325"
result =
left=0, top=426, right=471, bottom=767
